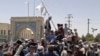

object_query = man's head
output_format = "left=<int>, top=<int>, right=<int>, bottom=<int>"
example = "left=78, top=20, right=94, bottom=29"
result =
left=16, top=40, right=23, bottom=45
left=74, top=29, right=77, bottom=32
left=50, top=30, right=54, bottom=35
left=57, top=24, right=63, bottom=29
left=48, top=16, right=52, bottom=21
left=28, top=42, right=37, bottom=52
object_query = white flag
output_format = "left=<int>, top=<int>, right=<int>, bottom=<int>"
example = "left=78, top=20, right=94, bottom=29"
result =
left=36, top=3, right=45, bottom=15
left=24, top=0, right=29, bottom=5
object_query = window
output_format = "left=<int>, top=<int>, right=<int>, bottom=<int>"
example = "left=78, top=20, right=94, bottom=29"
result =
left=8, top=30, right=10, bottom=35
left=4, top=30, right=6, bottom=35
left=1, top=30, right=3, bottom=35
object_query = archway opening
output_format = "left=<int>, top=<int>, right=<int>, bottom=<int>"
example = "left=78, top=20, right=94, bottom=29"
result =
left=18, top=27, right=34, bottom=40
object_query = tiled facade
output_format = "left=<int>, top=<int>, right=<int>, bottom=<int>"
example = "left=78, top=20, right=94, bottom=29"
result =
left=0, top=16, right=44, bottom=42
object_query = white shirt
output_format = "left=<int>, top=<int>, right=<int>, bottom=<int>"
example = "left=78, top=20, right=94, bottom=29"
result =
left=14, top=45, right=24, bottom=56
left=97, top=49, right=100, bottom=56
left=80, top=47, right=85, bottom=54
left=25, top=53, right=38, bottom=56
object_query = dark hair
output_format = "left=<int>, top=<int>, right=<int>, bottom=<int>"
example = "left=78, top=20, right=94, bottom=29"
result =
left=16, top=40, right=23, bottom=45
left=28, top=42, right=37, bottom=48
left=48, top=16, right=52, bottom=20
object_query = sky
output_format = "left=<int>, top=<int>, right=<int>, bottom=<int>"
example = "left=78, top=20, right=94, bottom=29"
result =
left=0, top=0, right=100, bottom=37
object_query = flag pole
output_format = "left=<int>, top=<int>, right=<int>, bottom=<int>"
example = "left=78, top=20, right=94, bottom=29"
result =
left=33, top=0, right=35, bottom=16
left=25, top=0, right=29, bottom=16
left=41, top=0, right=57, bottom=30
left=51, top=20, right=57, bottom=30
left=28, top=0, right=29, bottom=17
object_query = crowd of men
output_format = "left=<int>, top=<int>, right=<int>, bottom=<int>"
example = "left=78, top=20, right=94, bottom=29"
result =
left=0, top=16, right=100, bottom=56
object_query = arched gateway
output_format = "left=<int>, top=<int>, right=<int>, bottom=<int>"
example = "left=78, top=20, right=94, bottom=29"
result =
left=11, top=17, right=44, bottom=41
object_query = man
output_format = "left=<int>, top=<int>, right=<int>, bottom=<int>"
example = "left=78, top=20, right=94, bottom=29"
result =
left=14, top=40, right=24, bottom=56
left=37, top=44, right=44, bottom=56
left=73, top=29, right=79, bottom=44
left=45, top=45, right=59, bottom=56
left=25, top=42, right=38, bottom=56
left=46, top=30, right=55, bottom=44
left=44, top=16, right=52, bottom=36
left=56, top=24, right=64, bottom=42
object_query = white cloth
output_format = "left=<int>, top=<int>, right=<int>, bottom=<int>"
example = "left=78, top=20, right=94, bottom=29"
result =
left=61, top=50, right=67, bottom=56
left=37, top=45, right=44, bottom=50
left=25, top=53, right=37, bottom=56
left=37, top=45, right=44, bottom=54
left=80, top=48, right=85, bottom=55
left=14, top=45, right=24, bottom=56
